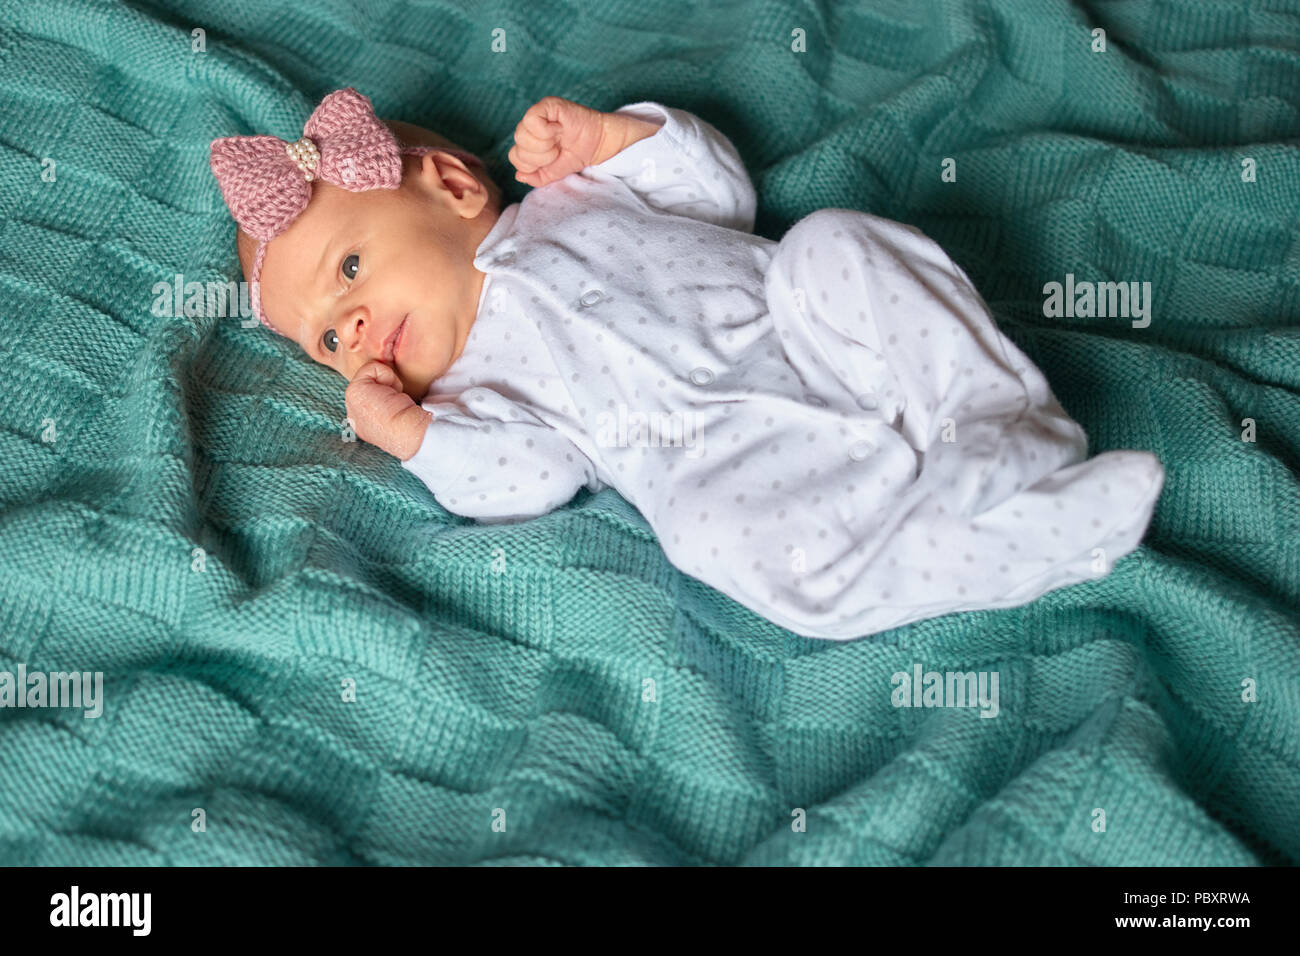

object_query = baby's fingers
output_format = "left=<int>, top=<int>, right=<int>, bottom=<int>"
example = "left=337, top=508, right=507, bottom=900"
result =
left=350, top=359, right=401, bottom=392
left=506, top=143, right=537, bottom=174
left=518, top=106, right=562, bottom=140
left=508, top=136, right=559, bottom=174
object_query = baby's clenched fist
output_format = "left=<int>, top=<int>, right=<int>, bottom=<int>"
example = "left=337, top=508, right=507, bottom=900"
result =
left=345, top=361, right=432, bottom=461
left=507, top=96, right=663, bottom=189
left=508, top=96, right=607, bottom=188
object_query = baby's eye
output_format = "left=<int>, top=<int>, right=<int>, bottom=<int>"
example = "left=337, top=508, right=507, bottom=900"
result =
left=322, top=328, right=339, bottom=353
left=341, top=253, right=359, bottom=281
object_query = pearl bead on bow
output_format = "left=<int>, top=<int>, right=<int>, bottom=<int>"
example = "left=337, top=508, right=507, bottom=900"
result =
left=284, top=136, right=321, bottom=182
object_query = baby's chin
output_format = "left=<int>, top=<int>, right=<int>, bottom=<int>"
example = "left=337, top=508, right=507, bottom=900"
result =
left=400, top=371, right=434, bottom=402
left=392, top=358, right=431, bottom=401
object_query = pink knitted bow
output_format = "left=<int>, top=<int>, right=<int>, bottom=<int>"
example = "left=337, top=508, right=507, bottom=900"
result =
left=209, top=86, right=485, bottom=333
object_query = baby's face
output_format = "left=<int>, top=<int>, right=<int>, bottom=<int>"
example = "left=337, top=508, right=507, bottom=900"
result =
left=242, top=150, right=499, bottom=401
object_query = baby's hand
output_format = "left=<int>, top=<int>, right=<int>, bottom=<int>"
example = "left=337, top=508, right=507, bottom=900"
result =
left=508, top=96, right=608, bottom=188
left=345, top=361, right=432, bottom=461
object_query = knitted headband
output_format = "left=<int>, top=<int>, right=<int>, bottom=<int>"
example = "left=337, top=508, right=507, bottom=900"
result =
left=208, top=87, right=486, bottom=335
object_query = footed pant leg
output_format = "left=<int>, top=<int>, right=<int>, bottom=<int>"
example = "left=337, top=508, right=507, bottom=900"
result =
left=765, top=207, right=1092, bottom=516
left=671, top=208, right=1168, bottom=640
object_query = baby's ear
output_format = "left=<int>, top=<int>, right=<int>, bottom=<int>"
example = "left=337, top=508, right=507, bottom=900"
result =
left=384, top=117, right=501, bottom=212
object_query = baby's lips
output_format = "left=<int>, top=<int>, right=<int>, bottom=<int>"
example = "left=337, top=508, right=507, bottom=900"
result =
left=381, top=313, right=411, bottom=364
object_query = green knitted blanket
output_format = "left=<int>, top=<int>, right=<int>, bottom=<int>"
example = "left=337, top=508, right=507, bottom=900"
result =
left=0, top=0, right=1296, bottom=865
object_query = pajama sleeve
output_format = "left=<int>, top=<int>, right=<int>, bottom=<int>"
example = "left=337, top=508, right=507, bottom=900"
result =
left=581, top=101, right=757, bottom=233
left=401, top=387, right=602, bottom=524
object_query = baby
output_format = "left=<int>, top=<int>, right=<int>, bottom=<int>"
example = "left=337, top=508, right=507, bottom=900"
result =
left=210, top=87, right=1165, bottom=640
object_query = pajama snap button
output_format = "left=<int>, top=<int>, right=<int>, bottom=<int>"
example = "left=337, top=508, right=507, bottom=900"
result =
left=849, top=440, right=874, bottom=461
left=804, top=393, right=828, bottom=408
left=580, top=289, right=604, bottom=307
left=855, top=392, right=879, bottom=410
left=689, top=367, right=714, bottom=385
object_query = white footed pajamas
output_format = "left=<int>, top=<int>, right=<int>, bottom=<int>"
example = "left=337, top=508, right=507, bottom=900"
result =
left=404, top=101, right=1165, bottom=639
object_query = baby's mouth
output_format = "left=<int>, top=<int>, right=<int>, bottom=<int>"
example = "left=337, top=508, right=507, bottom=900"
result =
left=382, top=315, right=409, bottom=364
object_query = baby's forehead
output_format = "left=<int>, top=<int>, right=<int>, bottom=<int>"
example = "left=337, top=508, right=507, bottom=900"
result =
left=235, top=182, right=362, bottom=279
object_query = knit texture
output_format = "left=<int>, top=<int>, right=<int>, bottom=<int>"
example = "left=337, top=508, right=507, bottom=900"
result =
left=0, top=0, right=1297, bottom=865
left=210, top=87, right=407, bottom=243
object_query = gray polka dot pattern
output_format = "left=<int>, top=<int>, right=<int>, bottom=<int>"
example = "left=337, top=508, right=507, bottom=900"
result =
left=402, top=113, right=1166, bottom=640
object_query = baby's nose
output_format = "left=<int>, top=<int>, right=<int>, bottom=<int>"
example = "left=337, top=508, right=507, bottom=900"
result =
left=340, top=305, right=371, bottom=349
